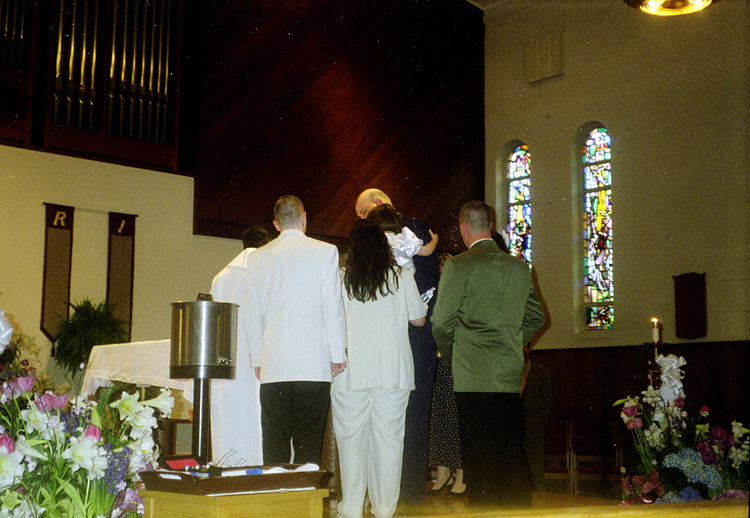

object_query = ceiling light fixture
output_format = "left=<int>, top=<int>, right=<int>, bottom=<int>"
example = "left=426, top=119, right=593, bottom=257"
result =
left=624, top=0, right=717, bottom=16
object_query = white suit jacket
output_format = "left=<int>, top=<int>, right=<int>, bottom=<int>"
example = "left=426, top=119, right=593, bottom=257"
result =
left=244, top=229, right=347, bottom=383
left=209, top=247, right=263, bottom=466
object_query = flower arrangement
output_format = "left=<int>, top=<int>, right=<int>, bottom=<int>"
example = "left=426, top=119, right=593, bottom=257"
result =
left=614, top=354, right=749, bottom=504
left=0, top=311, right=62, bottom=395
left=0, top=375, right=173, bottom=517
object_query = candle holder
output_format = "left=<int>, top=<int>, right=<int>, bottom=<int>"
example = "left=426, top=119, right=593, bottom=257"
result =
left=651, top=318, right=663, bottom=345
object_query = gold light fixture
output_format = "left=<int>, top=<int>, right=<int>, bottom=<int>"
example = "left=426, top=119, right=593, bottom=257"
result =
left=624, top=0, right=717, bottom=16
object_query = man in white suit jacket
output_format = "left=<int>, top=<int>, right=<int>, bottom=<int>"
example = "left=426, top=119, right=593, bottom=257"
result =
left=244, top=195, right=347, bottom=464
left=209, top=225, right=271, bottom=467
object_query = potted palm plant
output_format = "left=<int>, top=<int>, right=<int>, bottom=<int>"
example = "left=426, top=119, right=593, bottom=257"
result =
left=54, top=299, right=127, bottom=380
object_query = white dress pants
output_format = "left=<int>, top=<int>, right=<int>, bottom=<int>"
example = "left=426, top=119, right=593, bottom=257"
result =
left=331, top=388, right=410, bottom=518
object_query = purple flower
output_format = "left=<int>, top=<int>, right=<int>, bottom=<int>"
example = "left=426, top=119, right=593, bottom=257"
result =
left=710, top=427, right=730, bottom=445
left=104, top=444, right=132, bottom=494
left=713, top=489, right=750, bottom=500
left=114, top=487, right=142, bottom=510
left=696, top=441, right=719, bottom=465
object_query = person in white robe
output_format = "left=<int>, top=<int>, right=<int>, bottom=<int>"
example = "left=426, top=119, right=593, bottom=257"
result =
left=209, top=225, right=271, bottom=466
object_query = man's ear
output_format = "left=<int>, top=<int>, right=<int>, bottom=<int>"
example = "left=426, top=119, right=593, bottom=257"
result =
left=375, top=198, right=384, bottom=206
left=273, top=220, right=281, bottom=232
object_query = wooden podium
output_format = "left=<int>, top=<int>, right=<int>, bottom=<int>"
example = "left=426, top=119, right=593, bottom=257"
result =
left=140, top=488, right=329, bottom=518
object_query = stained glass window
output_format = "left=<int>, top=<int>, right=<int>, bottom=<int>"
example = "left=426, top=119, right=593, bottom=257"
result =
left=582, top=127, right=613, bottom=330
left=506, top=144, right=532, bottom=263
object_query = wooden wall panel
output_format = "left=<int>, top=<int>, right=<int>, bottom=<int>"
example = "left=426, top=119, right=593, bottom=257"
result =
left=192, top=0, right=485, bottom=250
left=532, top=341, right=750, bottom=440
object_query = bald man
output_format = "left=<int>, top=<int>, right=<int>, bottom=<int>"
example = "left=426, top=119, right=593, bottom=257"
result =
left=355, top=188, right=439, bottom=505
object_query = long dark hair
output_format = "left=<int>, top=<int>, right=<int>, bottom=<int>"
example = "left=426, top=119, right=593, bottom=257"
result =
left=343, top=219, right=400, bottom=303
left=367, top=204, right=403, bottom=234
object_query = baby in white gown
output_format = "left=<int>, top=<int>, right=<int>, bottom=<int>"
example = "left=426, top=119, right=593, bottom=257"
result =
left=367, top=204, right=438, bottom=273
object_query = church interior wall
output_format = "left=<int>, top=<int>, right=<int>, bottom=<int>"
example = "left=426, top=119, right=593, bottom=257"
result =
left=483, top=0, right=750, bottom=350
left=0, top=145, right=242, bottom=385
left=1, top=1, right=749, bottom=390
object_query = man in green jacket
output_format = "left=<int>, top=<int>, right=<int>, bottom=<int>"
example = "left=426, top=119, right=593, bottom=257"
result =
left=431, top=200, right=545, bottom=509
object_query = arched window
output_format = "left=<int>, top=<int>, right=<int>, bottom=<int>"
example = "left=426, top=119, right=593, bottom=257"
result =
left=582, top=127, right=614, bottom=330
left=505, top=144, right=532, bottom=263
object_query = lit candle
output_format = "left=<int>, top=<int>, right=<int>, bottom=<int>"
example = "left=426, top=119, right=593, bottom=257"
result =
left=651, top=318, right=661, bottom=344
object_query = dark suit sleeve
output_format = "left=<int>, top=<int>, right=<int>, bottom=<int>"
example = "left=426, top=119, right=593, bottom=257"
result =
left=522, top=281, right=545, bottom=345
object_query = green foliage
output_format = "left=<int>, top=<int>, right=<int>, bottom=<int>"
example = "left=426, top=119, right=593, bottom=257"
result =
left=54, top=299, right=127, bottom=377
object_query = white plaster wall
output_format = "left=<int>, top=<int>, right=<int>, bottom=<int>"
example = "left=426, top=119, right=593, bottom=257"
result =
left=482, top=0, right=750, bottom=348
left=0, top=145, right=243, bottom=382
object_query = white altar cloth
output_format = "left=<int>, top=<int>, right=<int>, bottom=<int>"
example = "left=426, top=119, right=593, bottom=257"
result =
left=81, top=339, right=193, bottom=402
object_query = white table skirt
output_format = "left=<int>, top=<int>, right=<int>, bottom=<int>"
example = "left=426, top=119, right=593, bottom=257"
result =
left=81, top=339, right=193, bottom=402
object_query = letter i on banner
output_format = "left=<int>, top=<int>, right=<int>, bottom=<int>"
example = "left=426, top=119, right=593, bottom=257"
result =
left=41, top=204, right=75, bottom=354
left=107, top=212, right=137, bottom=341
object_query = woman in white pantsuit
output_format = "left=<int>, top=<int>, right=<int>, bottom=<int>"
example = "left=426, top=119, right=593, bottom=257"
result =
left=333, top=219, right=428, bottom=518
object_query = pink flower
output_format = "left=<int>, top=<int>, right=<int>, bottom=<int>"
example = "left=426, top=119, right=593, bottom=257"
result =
left=700, top=406, right=710, bottom=417
left=673, top=396, right=685, bottom=408
left=0, top=433, right=15, bottom=454
left=50, top=393, right=69, bottom=410
left=83, top=424, right=101, bottom=442
left=35, top=392, right=70, bottom=412
left=626, top=417, right=643, bottom=429
left=10, top=376, right=35, bottom=396
left=2, top=376, right=35, bottom=398
left=622, top=404, right=639, bottom=418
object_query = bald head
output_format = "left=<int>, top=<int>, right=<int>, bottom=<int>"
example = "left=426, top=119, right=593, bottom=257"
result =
left=355, top=188, right=393, bottom=219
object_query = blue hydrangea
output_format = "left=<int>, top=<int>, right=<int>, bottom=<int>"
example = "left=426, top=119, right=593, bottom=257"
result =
left=663, top=448, right=724, bottom=491
left=656, top=486, right=704, bottom=503
left=678, top=486, right=704, bottom=502
left=656, top=493, right=682, bottom=503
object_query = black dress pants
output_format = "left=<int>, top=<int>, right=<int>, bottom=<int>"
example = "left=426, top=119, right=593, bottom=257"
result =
left=260, top=381, right=331, bottom=465
left=400, top=297, right=438, bottom=504
left=454, top=391, right=532, bottom=509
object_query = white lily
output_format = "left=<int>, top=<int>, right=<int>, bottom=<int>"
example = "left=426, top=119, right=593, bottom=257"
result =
left=62, top=436, right=107, bottom=480
left=126, top=406, right=158, bottom=439
left=20, top=406, right=50, bottom=438
left=110, top=391, right=144, bottom=421
left=142, top=388, right=174, bottom=418
left=0, top=442, right=24, bottom=490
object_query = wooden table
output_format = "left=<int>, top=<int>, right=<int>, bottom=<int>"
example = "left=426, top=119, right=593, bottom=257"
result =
left=140, top=488, right=329, bottom=518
